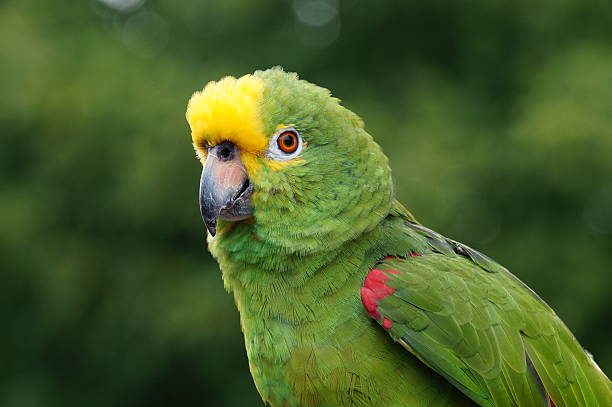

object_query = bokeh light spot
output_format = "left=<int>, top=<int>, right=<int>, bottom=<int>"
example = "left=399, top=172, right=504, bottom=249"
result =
left=97, top=0, right=145, bottom=12
left=293, top=0, right=338, bottom=27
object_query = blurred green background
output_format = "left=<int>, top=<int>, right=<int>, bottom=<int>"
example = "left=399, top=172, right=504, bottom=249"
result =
left=1, top=0, right=611, bottom=405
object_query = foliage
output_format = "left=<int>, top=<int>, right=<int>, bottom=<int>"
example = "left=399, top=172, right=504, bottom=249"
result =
left=1, top=0, right=610, bottom=405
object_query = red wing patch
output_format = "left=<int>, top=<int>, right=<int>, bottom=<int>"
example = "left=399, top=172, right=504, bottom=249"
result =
left=382, top=317, right=393, bottom=330
left=362, top=254, right=421, bottom=330
left=361, top=268, right=399, bottom=326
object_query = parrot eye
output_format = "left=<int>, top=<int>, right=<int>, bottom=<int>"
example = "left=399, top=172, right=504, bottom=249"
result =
left=277, top=131, right=299, bottom=153
left=266, top=127, right=303, bottom=161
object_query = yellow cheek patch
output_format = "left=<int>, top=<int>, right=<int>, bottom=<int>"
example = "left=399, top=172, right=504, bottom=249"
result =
left=266, top=158, right=307, bottom=171
left=266, top=160, right=292, bottom=171
left=186, top=74, right=267, bottom=161
left=266, top=148, right=307, bottom=171
left=239, top=151, right=262, bottom=177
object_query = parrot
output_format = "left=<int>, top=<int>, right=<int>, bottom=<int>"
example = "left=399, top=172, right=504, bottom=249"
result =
left=185, top=67, right=611, bottom=407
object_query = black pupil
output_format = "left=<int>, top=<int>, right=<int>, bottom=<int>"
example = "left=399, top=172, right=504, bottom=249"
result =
left=281, top=133, right=296, bottom=149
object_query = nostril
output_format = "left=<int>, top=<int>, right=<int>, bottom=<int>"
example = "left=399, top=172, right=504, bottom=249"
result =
left=216, top=142, right=235, bottom=161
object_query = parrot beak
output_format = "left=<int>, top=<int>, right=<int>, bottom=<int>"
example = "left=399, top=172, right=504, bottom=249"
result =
left=199, top=142, right=253, bottom=236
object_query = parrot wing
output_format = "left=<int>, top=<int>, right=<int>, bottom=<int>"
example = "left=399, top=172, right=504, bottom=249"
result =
left=361, top=220, right=612, bottom=407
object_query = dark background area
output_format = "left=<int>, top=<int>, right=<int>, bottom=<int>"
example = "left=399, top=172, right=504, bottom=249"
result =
left=1, top=0, right=611, bottom=405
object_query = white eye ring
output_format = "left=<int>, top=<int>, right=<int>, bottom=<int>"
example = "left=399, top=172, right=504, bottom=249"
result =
left=266, top=127, right=303, bottom=161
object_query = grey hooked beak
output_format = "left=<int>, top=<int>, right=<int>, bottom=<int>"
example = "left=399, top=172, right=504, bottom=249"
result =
left=199, top=142, right=253, bottom=236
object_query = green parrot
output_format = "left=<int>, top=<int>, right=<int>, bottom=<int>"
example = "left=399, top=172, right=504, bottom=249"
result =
left=185, top=67, right=611, bottom=407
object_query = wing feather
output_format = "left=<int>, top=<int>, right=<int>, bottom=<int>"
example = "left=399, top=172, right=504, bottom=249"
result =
left=363, top=222, right=611, bottom=406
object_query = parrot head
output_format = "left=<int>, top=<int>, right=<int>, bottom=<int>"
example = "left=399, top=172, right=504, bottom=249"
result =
left=186, top=67, right=393, bottom=254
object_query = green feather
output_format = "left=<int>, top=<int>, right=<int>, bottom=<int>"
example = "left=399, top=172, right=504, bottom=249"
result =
left=189, top=68, right=611, bottom=407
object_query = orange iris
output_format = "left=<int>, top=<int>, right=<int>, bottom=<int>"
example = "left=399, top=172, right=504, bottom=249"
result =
left=277, top=131, right=299, bottom=153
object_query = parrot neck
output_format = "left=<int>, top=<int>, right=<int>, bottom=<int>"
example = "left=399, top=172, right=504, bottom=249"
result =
left=209, top=201, right=412, bottom=345
left=206, top=201, right=436, bottom=405
left=210, top=200, right=415, bottom=307
left=211, top=216, right=394, bottom=304
left=208, top=204, right=425, bottom=404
